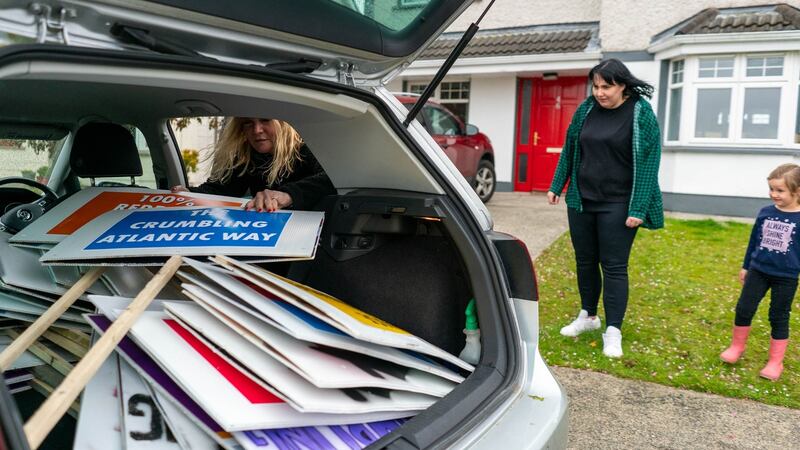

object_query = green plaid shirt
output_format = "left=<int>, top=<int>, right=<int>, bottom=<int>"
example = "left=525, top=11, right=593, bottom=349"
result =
left=549, top=96, right=664, bottom=229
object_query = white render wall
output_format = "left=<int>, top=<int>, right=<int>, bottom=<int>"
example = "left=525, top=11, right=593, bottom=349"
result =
left=450, top=1, right=800, bottom=51
left=659, top=152, right=794, bottom=198
left=468, top=75, right=518, bottom=185
left=447, top=0, right=601, bottom=31
left=601, top=0, right=800, bottom=51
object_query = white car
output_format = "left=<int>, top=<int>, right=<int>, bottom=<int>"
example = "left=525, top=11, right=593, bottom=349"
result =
left=0, top=0, right=568, bottom=448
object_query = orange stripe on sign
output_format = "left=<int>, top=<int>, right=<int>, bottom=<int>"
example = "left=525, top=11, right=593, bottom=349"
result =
left=163, top=319, right=282, bottom=404
left=48, top=191, right=242, bottom=235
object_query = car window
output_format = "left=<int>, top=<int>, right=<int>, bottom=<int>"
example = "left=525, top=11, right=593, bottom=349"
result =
left=79, top=126, right=157, bottom=189
left=0, top=136, right=65, bottom=188
left=422, top=105, right=462, bottom=136
left=169, top=117, right=222, bottom=186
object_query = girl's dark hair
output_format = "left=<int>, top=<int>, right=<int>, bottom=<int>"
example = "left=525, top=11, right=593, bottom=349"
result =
left=589, top=58, right=654, bottom=99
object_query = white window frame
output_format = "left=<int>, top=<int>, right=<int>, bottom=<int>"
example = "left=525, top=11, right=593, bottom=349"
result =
left=665, top=59, right=685, bottom=143
left=666, top=52, right=799, bottom=148
left=403, top=77, right=471, bottom=119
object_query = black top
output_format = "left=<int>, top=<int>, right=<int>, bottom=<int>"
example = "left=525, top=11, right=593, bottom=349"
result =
left=578, top=95, right=637, bottom=202
left=190, top=144, right=335, bottom=210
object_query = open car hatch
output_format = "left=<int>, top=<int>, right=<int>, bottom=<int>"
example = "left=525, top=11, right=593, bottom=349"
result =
left=0, top=0, right=474, bottom=85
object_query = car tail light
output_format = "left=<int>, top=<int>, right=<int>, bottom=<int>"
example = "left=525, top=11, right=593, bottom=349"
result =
left=491, top=232, right=538, bottom=301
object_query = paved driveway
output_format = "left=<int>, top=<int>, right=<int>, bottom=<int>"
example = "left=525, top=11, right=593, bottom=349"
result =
left=487, top=192, right=799, bottom=450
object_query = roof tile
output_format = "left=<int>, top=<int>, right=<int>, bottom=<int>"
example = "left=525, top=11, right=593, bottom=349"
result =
left=419, top=23, right=598, bottom=60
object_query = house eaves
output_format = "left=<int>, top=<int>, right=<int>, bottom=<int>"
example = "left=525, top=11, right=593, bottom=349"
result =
left=649, top=3, right=800, bottom=56
left=418, top=22, right=600, bottom=60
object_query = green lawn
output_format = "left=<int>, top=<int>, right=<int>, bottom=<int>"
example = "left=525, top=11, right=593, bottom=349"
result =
left=536, top=218, right=800, bottom=408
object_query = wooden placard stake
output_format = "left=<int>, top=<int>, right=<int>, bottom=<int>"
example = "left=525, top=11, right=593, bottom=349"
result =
left=23, top=255, right=183, bottom=450
left=0, top=266, right=105, bottom=371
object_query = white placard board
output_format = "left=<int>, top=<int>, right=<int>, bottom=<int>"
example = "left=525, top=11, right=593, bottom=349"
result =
left=11, top=187, right=247, bottom=245
left=74, top=353, right=123, bottom=450
left=165, top=302, right=439, bottom=413
left=119, top=359, right=183, bottom=450
left=124, top=311, right=415, bottom=431
left=173, top=286, right=454, bottom=397
left=84, top=314, right=248, bottom=450
left=1, top=231, right=100, bottom=297
left=216, top=256, right=474, bottom=372
left=148, top=387, right=219, bottom=450
left=40, top=207, right=323, bottom=265
left=181, top=260, right=463, bottom=383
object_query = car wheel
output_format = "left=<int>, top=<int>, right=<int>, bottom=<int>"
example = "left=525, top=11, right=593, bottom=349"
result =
left=474, top=160, right=496, bottom=203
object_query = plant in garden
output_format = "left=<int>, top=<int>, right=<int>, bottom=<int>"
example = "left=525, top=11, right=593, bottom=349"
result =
left=536, top=218, right=800, bottom=408
left=181, top=149, right=199, bottom=173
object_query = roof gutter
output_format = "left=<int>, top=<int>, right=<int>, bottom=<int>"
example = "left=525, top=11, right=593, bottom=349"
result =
left=648, top=30, right=800, bottom=59
left=403, top=0, right=495, bottom=127
left=402, top=51, right=602, bottom=77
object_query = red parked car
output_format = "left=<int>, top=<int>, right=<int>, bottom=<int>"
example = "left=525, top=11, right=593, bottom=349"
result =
left=395, top=94, right=496, bottom=202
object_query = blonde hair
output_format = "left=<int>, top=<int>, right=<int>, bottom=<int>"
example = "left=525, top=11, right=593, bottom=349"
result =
left=768, top=163, right=800, bottom=203
left=208, top=118, right=304, bottom=185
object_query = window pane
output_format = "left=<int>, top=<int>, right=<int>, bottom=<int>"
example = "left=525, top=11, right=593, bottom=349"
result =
left=519, top=80, right=532, bottom=145
left=746, top=56, right=784, bottom=77
left=408, top=83, right=427, bottom=95
left=717, top=67, right=733, bottom=77
left=671, top=60, right=684, bottom=84
left=795, top=90, right=800, bottom=143
left=695, top=88, right=731, bottom=138
left=0, top=137, right=65, bottom=184
left=698, top=57, right=734, bottom=78
left=742, top=87, right=780, bottom=139
left=668, top=87, right=682, bottom=141
left=517, top=153, right=528, bottom=183
left=766, top=67, right=783, bottom=76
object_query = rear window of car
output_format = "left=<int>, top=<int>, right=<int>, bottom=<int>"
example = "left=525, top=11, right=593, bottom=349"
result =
left=330, top=0, right=437, bottom=31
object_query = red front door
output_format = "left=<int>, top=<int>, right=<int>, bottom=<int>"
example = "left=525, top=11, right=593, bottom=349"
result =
left=514, top=77, right=587, bottom=191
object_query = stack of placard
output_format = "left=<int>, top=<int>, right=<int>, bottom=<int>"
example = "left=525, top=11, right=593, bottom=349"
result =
left=1, top=187, right=248, bottom=328
left=11, top=186, right=323, bottom=266
left=81, top=258, right=473, bottom=449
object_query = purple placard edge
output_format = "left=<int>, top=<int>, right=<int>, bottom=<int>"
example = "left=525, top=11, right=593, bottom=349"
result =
left=85, top=314, right=222, bottom=432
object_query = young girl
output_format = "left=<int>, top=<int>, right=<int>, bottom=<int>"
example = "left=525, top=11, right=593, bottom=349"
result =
left=720, top=163, right=800, bottom=380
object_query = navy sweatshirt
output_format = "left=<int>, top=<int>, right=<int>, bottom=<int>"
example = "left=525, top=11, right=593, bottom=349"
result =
left=743, top=205, right=800, bottom=278
left=190, top=144, right=334, bottom=210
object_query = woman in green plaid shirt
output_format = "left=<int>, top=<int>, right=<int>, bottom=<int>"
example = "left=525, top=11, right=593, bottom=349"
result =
left=547, top=59, right=663, bottom=358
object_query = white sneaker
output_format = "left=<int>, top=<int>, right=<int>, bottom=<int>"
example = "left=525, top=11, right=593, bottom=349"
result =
left=602, top=326, right=623, bottom=358
left=560, top=310, right=601, bottom=337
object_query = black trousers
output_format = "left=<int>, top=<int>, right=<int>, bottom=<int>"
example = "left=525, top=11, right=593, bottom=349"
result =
left=734, top=268, right=797, bottom=339
left=567, top=201, right=638, bottom=329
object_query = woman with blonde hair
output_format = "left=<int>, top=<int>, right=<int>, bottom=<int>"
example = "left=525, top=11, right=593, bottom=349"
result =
left=173, top=118, right=334, bottom=211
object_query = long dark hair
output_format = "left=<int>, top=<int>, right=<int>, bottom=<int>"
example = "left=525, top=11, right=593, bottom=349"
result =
left=589, top=59, right=654, bottom=99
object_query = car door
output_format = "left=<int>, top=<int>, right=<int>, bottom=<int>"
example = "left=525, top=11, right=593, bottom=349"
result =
left=421, top=104, right=477, bottom=179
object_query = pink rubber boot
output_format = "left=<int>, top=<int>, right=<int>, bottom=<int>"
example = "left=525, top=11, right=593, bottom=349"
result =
left=759, top=338, right=789, bottom=381
left=720, top=325, right=751, bottom=364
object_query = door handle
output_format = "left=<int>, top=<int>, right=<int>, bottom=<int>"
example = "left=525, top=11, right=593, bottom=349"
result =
left=533, top=131, right=539, bottom=146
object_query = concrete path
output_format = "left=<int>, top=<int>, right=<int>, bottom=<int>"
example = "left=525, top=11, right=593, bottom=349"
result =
left=486, top=192, right=799, bottom=450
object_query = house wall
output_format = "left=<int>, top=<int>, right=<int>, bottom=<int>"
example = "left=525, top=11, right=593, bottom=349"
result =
left=468, top=75, right=518, bottom=190
left=448, top=0, right=601, bottom=31
left=451, top=0, right=800, bottom=51
left=601, top=0, right=800, bottom=52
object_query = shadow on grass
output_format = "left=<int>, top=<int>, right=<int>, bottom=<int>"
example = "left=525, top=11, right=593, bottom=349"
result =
left=536, top=218, right=798, bottom=408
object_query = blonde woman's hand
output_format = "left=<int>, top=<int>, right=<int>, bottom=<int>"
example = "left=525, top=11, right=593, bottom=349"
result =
left=739, top=269, right=748, bottom=285
left=547, top=191, right=560, bottom=205
left=170, top=185, right=188, bottom=193
left=246, top=189, right=292, bottom=212
left=625, top=217, right=643, bottom=228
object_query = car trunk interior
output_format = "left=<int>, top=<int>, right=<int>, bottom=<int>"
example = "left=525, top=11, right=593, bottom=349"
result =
left=0, top=47, right=514, bottom=449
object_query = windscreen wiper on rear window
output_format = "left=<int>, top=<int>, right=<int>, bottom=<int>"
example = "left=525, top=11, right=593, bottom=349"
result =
left=111, top=24, right=204, bottom=58
left=110, top=24, right=321, bottom=74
